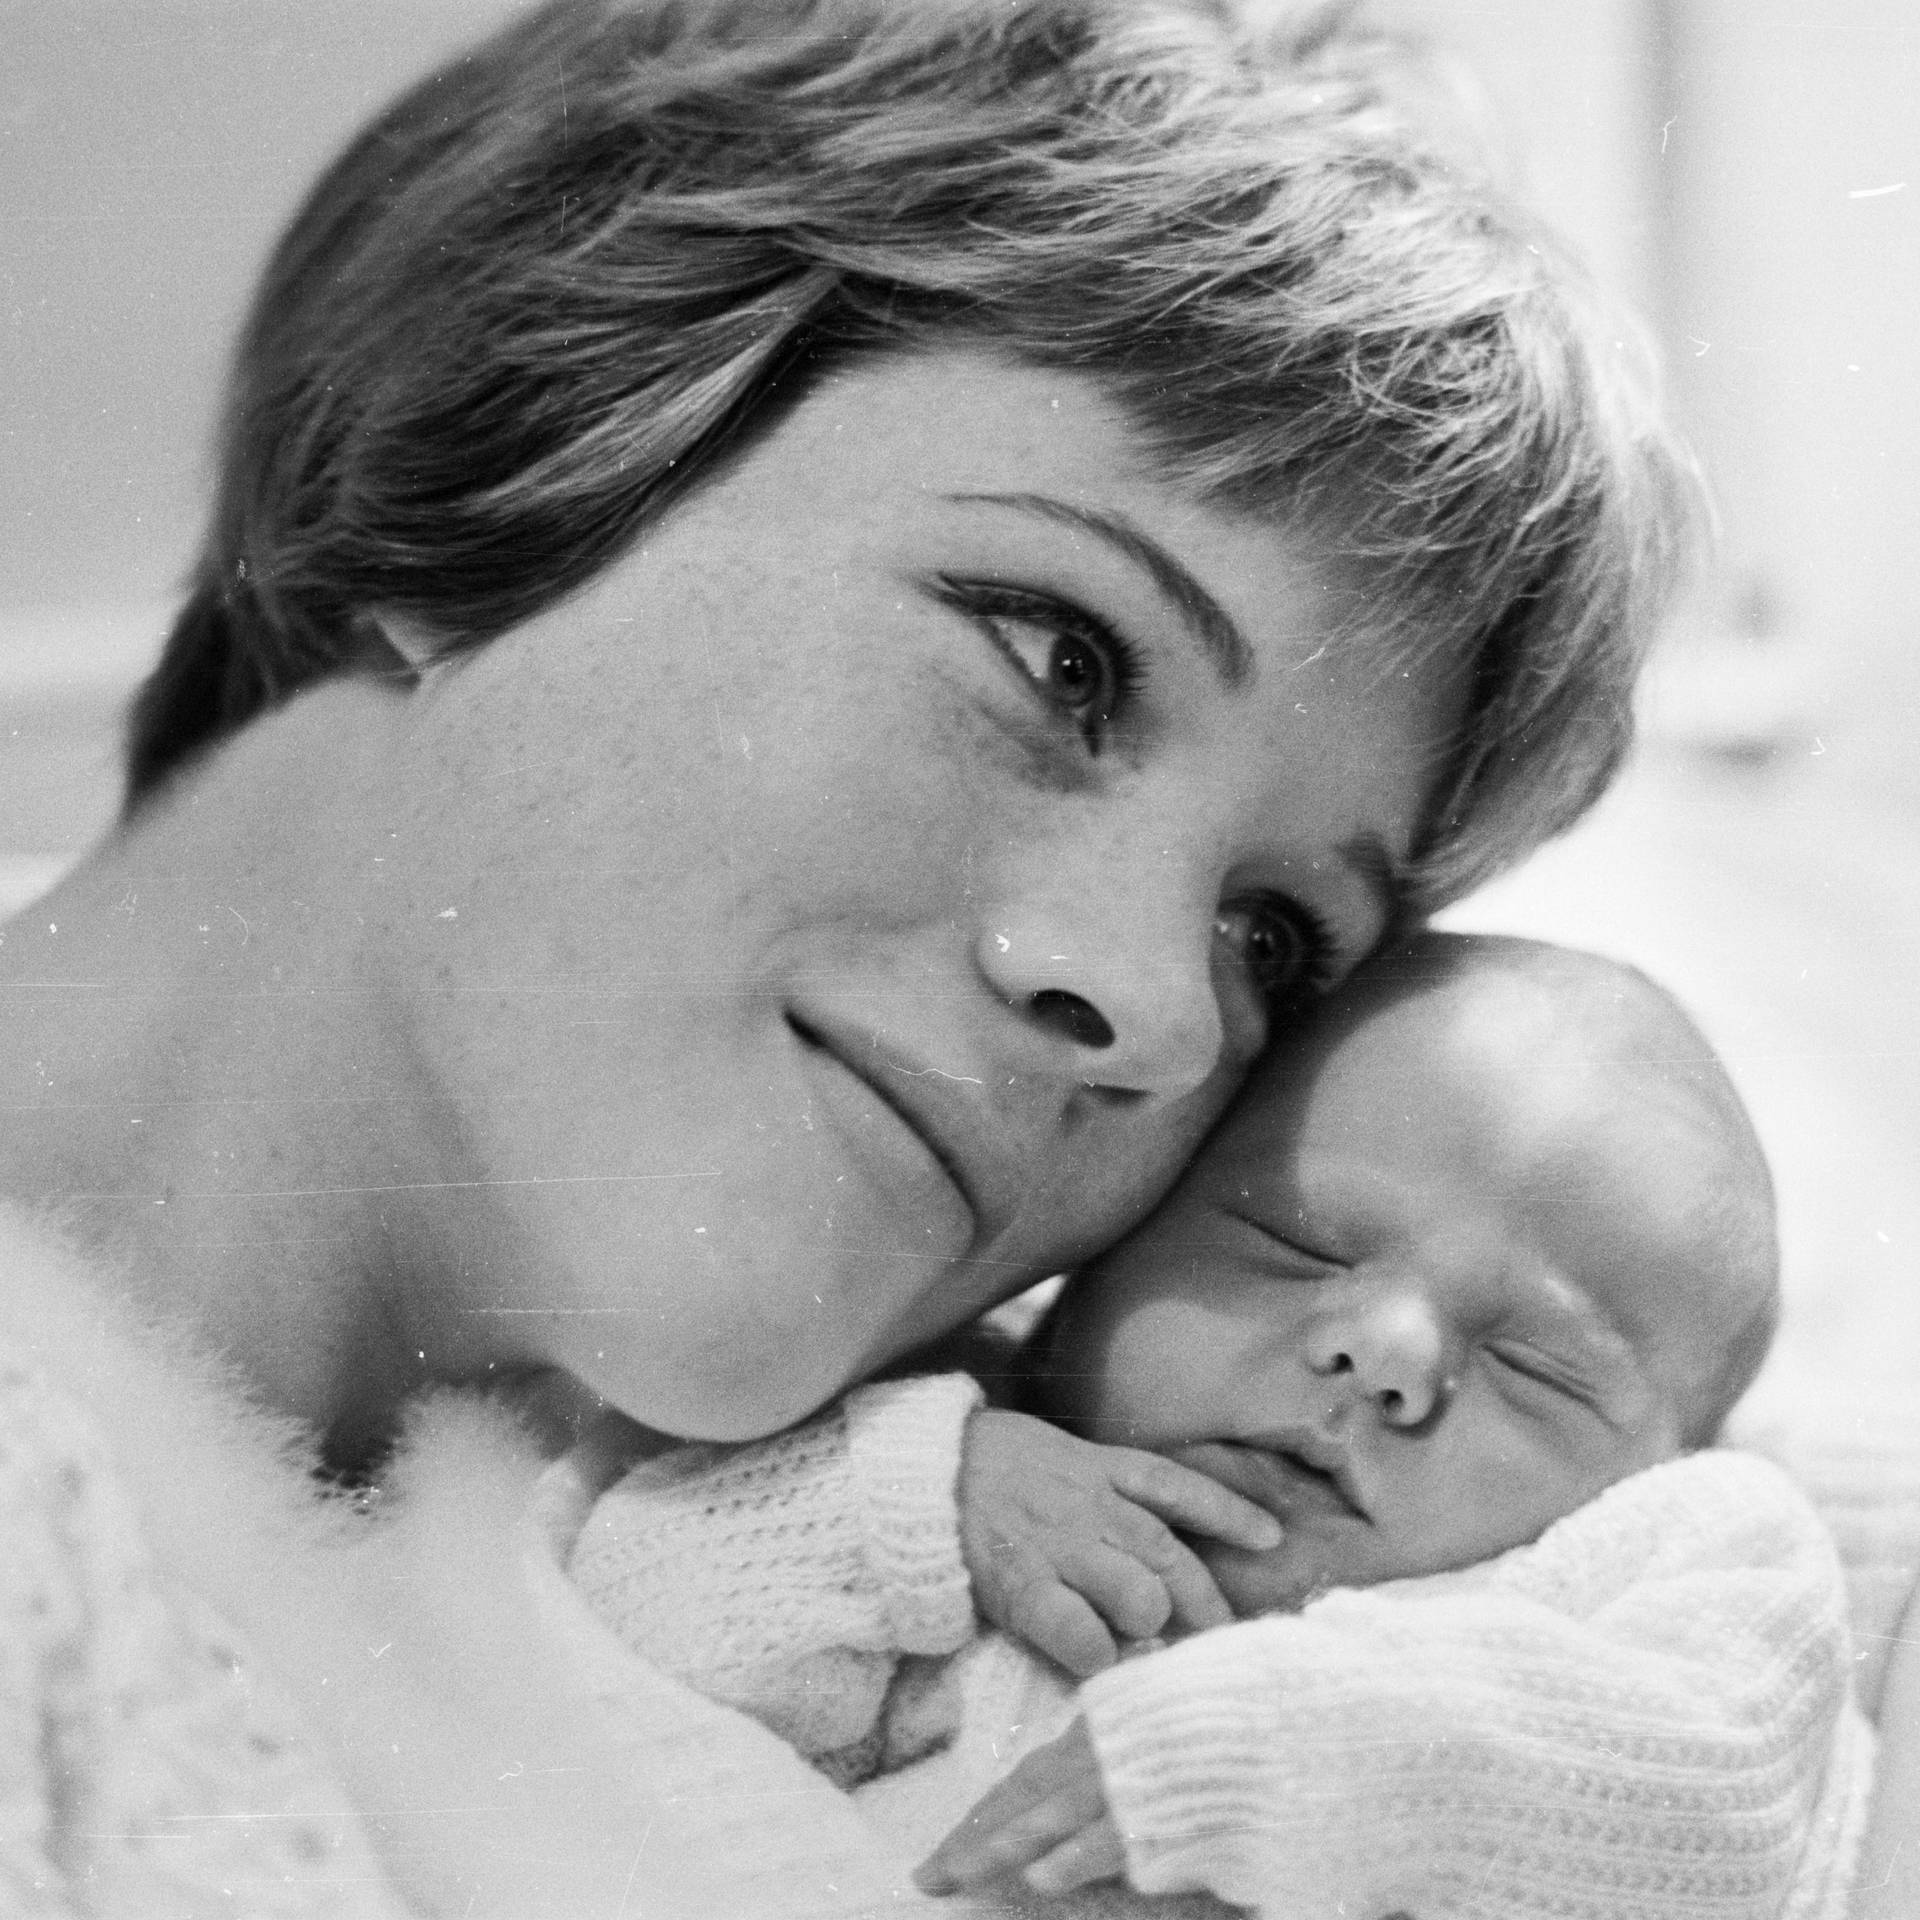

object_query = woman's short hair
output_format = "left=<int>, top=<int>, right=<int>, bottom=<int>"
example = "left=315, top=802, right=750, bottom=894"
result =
left=126, top=0, right=1700, bottom=912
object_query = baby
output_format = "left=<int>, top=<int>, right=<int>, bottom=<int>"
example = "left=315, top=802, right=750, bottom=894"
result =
left=563, top=934, right=1865, bottom=1917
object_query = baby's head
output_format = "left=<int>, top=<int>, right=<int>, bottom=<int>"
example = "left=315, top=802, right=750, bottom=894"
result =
left=1034, top=932, right=1777, bottom=1615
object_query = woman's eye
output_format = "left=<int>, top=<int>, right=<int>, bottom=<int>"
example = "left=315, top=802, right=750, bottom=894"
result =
left=1214, top=897, right=1334, bottom=1015
left=937, top=579, right=1141, bottom=750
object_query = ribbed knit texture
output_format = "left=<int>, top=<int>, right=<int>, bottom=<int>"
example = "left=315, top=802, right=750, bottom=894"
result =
left=1080, top=1449, right=1871, bottom=1920
left=570, top=1378, right=1872, bottom=1920
left=849, top=1376, right=988, bottom=1650
left=569, top=1372, right=980, bottom=1770
left=1729, top=1407, right=1920, bottom=1718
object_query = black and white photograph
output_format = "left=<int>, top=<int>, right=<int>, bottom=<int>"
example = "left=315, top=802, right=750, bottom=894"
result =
left=2, top=2, right=1915, bottom=1913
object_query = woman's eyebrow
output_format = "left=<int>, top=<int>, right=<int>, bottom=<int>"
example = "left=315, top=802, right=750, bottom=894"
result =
left=946, top=491, right=1253, bottom=686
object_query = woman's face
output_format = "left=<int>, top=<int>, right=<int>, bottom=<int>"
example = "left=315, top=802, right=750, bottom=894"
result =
left=372, top=349, right=1460, bottom=1440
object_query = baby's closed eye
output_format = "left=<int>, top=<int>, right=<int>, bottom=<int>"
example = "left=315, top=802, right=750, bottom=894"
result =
left=1483, top=1341, right=1597, bottom=1413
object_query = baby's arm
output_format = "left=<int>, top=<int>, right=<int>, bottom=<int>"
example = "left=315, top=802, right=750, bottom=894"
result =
left=571, top=1376, right=1279, bottom=1763
left=571, top=1373, right=985, bottom=1763
left=923, top=1450, right=1872, bottom=1919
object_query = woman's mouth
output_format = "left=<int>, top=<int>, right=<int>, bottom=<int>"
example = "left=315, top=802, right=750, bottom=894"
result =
left=784, top=1011, right=980, bottom=1246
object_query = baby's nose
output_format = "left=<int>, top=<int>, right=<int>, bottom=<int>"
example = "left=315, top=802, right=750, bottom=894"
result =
left=1309, top=1291, right=1451, bottom=1429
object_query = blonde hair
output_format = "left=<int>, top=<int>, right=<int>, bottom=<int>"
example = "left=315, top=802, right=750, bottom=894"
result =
left=127, top=0, right=1699, bottom=908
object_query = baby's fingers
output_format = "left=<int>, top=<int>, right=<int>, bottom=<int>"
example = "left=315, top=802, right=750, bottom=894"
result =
left=1004, top=1573, right=1121, bottom=1678
left=1108, top=1449, right=1284, bottom=1552
left=1063, top=1510, right=1226, bottom=1640
left=916, top=1729, right=1109, bottom=1893
left=1023, top=1817, right=1127, bottom=1896
left=1126, top=1524, right=1236, bottom=1637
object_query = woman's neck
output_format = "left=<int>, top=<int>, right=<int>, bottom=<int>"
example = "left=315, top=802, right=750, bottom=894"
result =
left=0, top=682, right=460, bottom=1455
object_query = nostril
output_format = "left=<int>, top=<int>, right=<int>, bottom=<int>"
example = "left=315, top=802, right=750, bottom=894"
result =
left=1028, top=989, right=1114, bottom=1050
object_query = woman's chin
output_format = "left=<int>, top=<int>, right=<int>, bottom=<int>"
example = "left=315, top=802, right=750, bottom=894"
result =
left=581, top=1307, right=885, bottom=1444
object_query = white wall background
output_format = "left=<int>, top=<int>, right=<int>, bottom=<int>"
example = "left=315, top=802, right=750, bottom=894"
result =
left=0, top=0, right=525, bottom=867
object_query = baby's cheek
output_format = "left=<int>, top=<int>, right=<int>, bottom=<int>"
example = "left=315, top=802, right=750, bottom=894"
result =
left=1044, top=1334, right=1162, bottom=1445
left=1198, top=1538, right=1338, bottom=1620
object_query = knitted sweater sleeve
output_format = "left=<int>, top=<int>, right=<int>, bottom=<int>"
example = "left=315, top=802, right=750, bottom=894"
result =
left=567, top=1372, right=981, bottom=1764
left=1078, top=1449, right=1873, bottom=1920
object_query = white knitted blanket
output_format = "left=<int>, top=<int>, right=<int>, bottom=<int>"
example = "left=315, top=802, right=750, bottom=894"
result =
left=572, top=1376, right=1883, bottom=1920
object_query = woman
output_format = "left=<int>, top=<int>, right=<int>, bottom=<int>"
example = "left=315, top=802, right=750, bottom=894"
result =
left=0, top=0, right=1732, bottom=1913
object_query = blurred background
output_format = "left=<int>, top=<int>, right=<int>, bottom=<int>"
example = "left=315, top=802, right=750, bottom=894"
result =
left=2, top=0, right=1916, bottom=1419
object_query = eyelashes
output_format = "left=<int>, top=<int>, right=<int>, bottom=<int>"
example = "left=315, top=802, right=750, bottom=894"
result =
left=931, top=576, right=1144, bottom=753
left=1214, top=896, right=1337, bottom=1021
left=1485, top=1344, right=1594, bottom=1414
left=1224, top=1208, right=1348, bottom=1272
left=933, top=573, right=1337, bottom=1021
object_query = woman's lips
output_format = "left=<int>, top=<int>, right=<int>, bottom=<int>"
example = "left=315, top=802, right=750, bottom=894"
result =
left=785, top=1012, right=978, bottom=1248
left=1170, top=1437, right=1369, bottom=1526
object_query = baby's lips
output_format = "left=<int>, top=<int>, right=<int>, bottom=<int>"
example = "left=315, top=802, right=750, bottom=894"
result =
left=1171, top=1438, right=1365, bottom=1526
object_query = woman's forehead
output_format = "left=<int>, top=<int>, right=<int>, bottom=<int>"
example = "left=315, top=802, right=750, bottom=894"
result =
left=704, top=344, right=1461, bottom=775
left=755, top=351, right=1365, bottom=601
left=737, top=349, right=1220, bottom=536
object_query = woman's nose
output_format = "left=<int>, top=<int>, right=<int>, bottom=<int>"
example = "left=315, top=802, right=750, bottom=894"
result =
left=1307, top=1289, right=1452, bottom=1429
left=976, top=903, right=1224, bottom=1101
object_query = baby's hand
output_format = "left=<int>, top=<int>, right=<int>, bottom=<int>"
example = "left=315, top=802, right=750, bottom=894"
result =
left=915, top=1718, right=1121, bottom=1896
left=959, top=1408, right=1280, bottom=1676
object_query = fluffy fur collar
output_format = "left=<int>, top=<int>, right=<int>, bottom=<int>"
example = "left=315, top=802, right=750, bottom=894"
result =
left=0, top=1207, right=936, bottom=1920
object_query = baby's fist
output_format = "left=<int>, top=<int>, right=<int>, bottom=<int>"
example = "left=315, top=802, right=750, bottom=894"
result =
left=958, top=1409, right=1280, bottom=1676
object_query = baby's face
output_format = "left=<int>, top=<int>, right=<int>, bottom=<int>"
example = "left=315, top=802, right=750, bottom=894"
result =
left=1040, top=984, right=1749, bottom=1616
